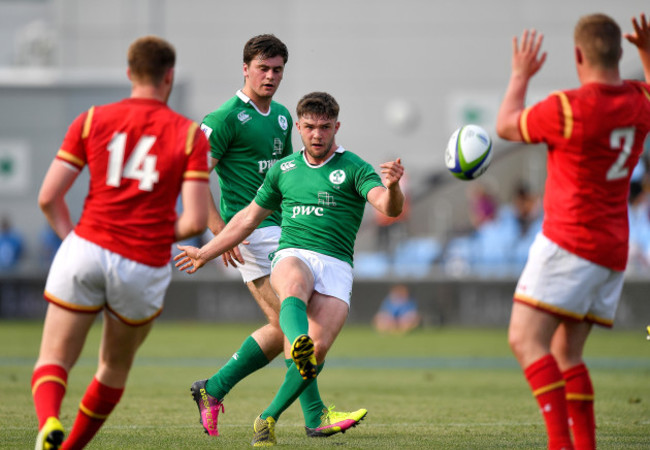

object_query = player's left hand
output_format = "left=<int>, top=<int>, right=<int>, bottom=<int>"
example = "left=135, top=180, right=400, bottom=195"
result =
left=511, top=29, right=547, bottom=80
left=174, top=244, right=206, bottom=274
left=625, top=13, right=650, bottom=52
left=380, top=157, right=404, bottom=189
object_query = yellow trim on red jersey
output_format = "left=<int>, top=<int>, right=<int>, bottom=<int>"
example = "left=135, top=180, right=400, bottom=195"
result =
left=641, top=86, right=650, bottom=102
left=185, top=122, right=199, bottom=155
left=82, top=106, right=95, bottom=139
left=79, top=402, right=109, bottom=420
left=566, top=393, right=594, bottom=402
left=551, top=91, right=573, bottom=139
left=513, top=293, right=584, bottom=321
left=532, top=380, right=565, bottom=397
left=519, top=107, right=533, bottom=143
left=32, top=375, right=67, bottom=395
left=184, top=170, right=210, bottom=180
left=56, top=149, right=85, bottom=168
left=44, top=290, right=103, bottom=313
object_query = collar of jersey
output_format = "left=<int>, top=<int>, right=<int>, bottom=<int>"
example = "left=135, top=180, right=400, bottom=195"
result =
left=236, top=90, right=271, bottom=117
left=300, top=146, right=345, bottom=168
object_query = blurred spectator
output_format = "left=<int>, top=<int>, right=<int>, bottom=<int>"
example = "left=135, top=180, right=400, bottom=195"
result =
left=374, top=174, right=410, bottom=256
left=466, top=182, right=498, bottom=230
left=510, top=180, right=542, bottom=237
left=0, top=216, right=24, bottom=270
left=373, top=284, right=421, bottom=334
left=39, top=224, right=62, bottom=267
left=443, top=181, right=542, bottom=277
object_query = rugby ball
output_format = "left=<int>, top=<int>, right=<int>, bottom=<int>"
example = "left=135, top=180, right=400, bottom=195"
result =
left=445, top=125, right=493, bottom=180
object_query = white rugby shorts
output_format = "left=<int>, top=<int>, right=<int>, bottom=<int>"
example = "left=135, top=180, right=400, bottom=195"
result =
left=232, top=226, right=280, bottom=283
left=271, top=248, right=353, bottom=307
left=514, top=233, right=624, bottom=327
left=44, top=232, right=171, bottom=325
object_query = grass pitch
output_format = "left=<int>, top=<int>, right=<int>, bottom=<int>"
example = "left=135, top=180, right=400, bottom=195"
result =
left=1, top=321, right=648, bottom=448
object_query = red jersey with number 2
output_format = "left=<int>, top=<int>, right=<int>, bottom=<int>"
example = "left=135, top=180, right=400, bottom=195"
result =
left=519, top=80, right=650, bottom=271
left=56, top=98, right=210, bottom=267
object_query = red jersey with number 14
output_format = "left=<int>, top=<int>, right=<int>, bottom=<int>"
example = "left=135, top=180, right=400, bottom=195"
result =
left=519, top=80, right=650, bottom=271
left=56, top=98, right=210, bottom=267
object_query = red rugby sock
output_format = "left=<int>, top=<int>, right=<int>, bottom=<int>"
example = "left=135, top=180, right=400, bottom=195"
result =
left=524, top=354, right=573, bottom=450
left=32, top=364, right=68, bottom=429
left=563, top=364, right=595, bottom=450
left=62, top=377, right=124, bottom=449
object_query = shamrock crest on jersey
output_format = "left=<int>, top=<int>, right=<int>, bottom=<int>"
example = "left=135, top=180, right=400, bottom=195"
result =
left=329, top=170, right=346, bottom=185
left=278, top=115, right=288, bottom=131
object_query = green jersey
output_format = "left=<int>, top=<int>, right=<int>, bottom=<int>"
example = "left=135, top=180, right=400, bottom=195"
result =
left=254, top=147, right=384, bottom=266
left=200, top=90, right=293, bottom=227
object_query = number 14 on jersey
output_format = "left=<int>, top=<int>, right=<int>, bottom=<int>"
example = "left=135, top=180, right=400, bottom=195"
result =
left=106, top=133, right=160, bottom=191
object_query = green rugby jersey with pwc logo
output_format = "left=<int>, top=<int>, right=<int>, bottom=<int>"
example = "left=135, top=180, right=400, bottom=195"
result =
left=200, top=90, right=293, bottom=228
left=254, top=147, right=384, bottom=266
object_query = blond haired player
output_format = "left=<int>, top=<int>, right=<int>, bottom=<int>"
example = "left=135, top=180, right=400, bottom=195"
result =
left=496, top=13, right=650, bottom=449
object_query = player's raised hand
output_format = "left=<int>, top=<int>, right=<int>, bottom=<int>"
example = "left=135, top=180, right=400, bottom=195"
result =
left=625, top=13, right=650, bottom=83
left=174, top=244, right=206, bottom=274
left=380, top=157, right=404, bottom=189
left=625, top=14, right=650, bottom=52
left=512, top=29, right=547, bottom=79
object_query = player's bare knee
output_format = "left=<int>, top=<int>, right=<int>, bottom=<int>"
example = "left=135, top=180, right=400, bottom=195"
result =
left=507, top=330, right=525, bottom=359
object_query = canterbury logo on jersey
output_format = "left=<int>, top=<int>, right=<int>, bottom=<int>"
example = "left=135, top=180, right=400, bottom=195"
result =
left=238, top=111, right=251, bottom=124
left=280, top=161, right=296, bottom=171
left=291, top=206, right=324, bottom=218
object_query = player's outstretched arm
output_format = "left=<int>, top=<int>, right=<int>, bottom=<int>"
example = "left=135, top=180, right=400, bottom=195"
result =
left=496, top=29, right=547, bottom=141
left=624, top=13, right=650, bottom=83
left=175, top=201, right=272, bottom=274
left=367, top=158, right=405, bottom=218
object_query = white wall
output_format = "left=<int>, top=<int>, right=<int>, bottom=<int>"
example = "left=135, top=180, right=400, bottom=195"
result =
left=1, top=0, right=648, bottom=267
left=29, top=1, right=644, bottom=170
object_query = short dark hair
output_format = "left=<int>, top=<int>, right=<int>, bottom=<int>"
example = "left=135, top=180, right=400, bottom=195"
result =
left=127, top=36, right=176, bottom=85
left=296, top=92, right=340, bottom=120
left=574, top=13, right=621, bottom=69
left=243, top=34, right=288, bottom=65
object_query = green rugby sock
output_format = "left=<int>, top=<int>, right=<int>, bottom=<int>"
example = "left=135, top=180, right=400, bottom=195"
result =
left=262, top=362, right=324, bottom=421
left=279, top=296, right=308, bottom=343
left=205, top=336, right=270, bottom=400
left=285, top=358, right=326, bottom=428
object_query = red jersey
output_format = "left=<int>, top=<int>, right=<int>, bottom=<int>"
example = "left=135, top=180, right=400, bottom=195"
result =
left=56, top=98, right=210, bottom=267
left=519, top=80, right=650, bottom=271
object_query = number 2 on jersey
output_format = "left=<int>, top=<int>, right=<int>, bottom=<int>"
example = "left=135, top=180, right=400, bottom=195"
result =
left=106, top=132, right=160, bottom=191
left=607, top=127, right=636, bottom=181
